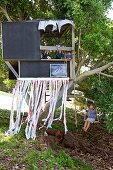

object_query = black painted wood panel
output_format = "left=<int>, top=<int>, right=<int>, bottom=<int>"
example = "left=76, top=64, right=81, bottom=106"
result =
left=2, top=22, right=40, bottom=60
left=20, top=60, right=70, bottom=78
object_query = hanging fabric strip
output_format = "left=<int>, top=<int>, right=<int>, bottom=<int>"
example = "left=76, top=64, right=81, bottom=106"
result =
left=6, top=78, right=69, bottom=139
left=47, top=80, right=62, bottom=128
left=63, top=80, right=69, bottom=134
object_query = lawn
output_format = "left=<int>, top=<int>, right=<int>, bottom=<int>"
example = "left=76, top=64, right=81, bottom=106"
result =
left=0, top=109, right=92, bottom=170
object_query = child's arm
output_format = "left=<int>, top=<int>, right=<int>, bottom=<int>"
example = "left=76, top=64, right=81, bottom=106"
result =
left=81, top=109, right=87, bottom=115
left=96, top=108, right=98, bottom=115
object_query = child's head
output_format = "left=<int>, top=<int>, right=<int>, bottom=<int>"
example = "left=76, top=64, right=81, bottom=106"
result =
left=45, top=50, right=49, bottom=54
left=89, top=103, right=95, bottom=109
left=56, top=45, right=61, bottom=52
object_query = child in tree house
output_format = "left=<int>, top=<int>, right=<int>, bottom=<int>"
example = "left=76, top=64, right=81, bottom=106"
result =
left=82, top=103, right=97, bottom=132
left=56, top=45, right=64, bottom=59
left=42, top=50, right=51, bottom=59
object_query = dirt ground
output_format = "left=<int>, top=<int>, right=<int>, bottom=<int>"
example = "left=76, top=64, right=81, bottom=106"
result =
left=70, top=123, right=113, bottom=170
left=45, top=122, right=113, bottom=170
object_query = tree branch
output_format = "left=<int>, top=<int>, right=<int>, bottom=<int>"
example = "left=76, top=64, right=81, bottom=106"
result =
left=99, top=72, right=113, bottom=78
left=0, top=6, right=11, bottom=21
left=76, top=54, right=90, bottom=76
left=77, top=61, right=113, bottom=83
left=77, top=28, right=81, bottom=61
left=91, top=58, right=104, bottom=70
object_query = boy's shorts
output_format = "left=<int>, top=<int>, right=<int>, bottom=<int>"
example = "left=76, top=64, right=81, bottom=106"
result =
left=87, top=118, right=95, bottom=123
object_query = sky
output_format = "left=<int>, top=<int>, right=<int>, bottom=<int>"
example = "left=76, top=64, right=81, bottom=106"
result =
left=107, top=2, right=113, bottom=20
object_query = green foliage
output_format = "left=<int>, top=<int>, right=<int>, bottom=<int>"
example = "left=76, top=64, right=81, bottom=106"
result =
left=82, top=75, right=113, bottom=133
left=0, top=0, right=54, bottom=21
left=57, top=151, right=75, bottom=168
left=106, top=104, right=113, bottom=133
left=25, top=151, right=39, bottom=170
left=0, top=50, right=16, bottom=92
left=25, top=149, right=92, bottom=170
left=51, top=0, right=113, bottom=58
left=52, top=108, right=77, bottom=131
left=57, top=151, right=92, bottom=170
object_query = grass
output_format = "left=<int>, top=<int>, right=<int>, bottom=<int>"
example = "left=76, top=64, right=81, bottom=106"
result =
left=25, top=149, right=92, bottom=170
left=0, top=108, right=92, bottom=170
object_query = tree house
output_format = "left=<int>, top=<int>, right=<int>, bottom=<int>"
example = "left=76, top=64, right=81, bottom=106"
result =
left=2, top=19, right=75, bottom=79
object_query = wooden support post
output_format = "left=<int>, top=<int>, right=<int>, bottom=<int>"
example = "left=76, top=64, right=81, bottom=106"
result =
left=71, top=25, right=77, bottom=126
left=71, top=26, right=75, bottom=80
left=18, top=61, right=20, bottom=78
left=5, top=61, right=19, bottom=78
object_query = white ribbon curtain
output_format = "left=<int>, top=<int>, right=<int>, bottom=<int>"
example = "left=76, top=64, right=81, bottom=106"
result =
left=7, top=78, right=69, bottom=139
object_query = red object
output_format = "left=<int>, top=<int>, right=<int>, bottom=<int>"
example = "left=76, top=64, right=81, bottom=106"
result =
left=29, top=108, right=33, bottom=117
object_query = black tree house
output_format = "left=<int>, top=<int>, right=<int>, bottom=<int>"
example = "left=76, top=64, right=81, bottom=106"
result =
left=2, top=19, right=75, bottom=79
left=2, top=19, right=76, bottom=139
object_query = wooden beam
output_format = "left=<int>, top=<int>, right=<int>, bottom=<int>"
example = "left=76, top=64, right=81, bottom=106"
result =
left=40, top=45, right=72, bottom=51
left=18, top=61, right=20, bottom=78
left=18, top=77, right=69, bottom=81
left=5, top=61, right=19, bottom=78
left=41, top=59, right=71, bottom=61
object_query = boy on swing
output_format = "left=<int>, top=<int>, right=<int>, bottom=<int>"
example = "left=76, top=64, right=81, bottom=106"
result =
left=82, top=103, right=97, bottom=132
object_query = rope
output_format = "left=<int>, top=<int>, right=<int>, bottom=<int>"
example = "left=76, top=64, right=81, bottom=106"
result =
left=74, top=83, right=77, bottom=127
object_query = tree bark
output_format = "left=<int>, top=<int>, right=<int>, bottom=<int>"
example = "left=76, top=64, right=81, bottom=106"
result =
left=76, top=61, right=113, bottom=83
left=0, top=6, right=11, bottom=21
left=63, top=131, right=80, bottom=148
left=99, top=72, right=113, bottom=78
left=46, top=128, right=64, bottom=143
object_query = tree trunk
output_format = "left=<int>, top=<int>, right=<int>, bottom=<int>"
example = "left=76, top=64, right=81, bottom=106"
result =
left=42, top=80, right=74, bottom=116
left=46, top=128, right=64, bottom=143
left=63, top=131, right=80, bottom=148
